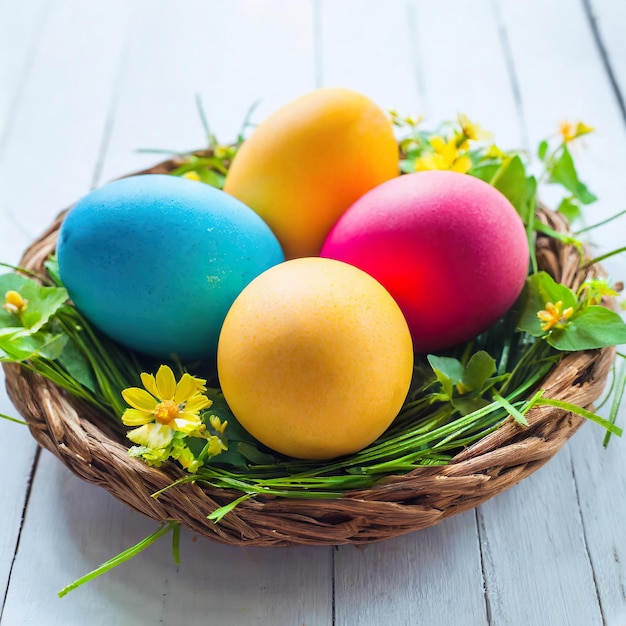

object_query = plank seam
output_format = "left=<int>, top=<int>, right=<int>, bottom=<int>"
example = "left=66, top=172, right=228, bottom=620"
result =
left=312, top=0, right=324, bottom=88
left=405, top=0, right=428, bottom=113
left=581, top=0, right=626, bottom=129
left=90, top=13, right=134, bottom=190
left=490, top=0, right=529, bottom=152
left=570, top=452, right=607, bottom=626
left=331, top=545, right=336, bottom=626
left=0, top=2, right=52, bottom=162
left=0, top=447, right=41, bottom=623
left=475, top=507, right=494, bottom=626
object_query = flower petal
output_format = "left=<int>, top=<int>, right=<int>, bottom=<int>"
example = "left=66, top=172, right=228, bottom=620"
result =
left=127, top=423, right=174, bottom=448
left=122, top=408, right=154, bottom=426
left=140, top=372, right=160, bottom=398
left=173, top=415, right=203, bottom=434
left=122, top=387, right=158, bottom=412
left=155, top=365, right=177, bottom=400
left=174, top=373, right=199, bottom=404
left=184, top=395, right=212, bottom=413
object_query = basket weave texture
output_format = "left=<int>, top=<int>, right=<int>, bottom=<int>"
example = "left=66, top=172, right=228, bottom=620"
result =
left=3, top=158, right=616, bottom=547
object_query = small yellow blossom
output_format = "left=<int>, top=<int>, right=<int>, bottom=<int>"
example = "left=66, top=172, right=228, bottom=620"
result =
left=207, top=435, right=228, bottom=457
left=457, top=113, right=492, bottom=142
left=485, top=144, right=508, bottom=160
left=415, top=136, right=472, bottom=173
left=537, top=301, right=575, bottom=332
left=559, top=120, right=595, bottom=143
left=579, top=279, right=619, bottom=305
left=182, top=171, right=201, bottom=181
left=121, top=365, right=211, bottom=450
left=214, top=145, right=235, bottom=160
left=3, top=290, right=28, bottom=315
left=389, top=110, right=424, bottom=128
left=209, top=415, right=228, bottom=434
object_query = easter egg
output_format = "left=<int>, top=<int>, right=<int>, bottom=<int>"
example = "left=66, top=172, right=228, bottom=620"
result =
left=217, top=257, right=414, bottom=460
left=223, top=88, right=399, bottom=259
left=321, top=171, right=529, bottom=353
left=57, top=175, right=284, bottom=360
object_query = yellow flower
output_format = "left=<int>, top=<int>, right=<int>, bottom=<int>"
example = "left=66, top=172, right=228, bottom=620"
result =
left=485, top=144, right=508, bottom=160
left=182, top=171, right=201, bottom=181
left=457, top=113, right=492, bottom=142
left=559, top=120, right=594, bottom=143
left=209, top=415, right=228, bottom=434
left=579, top=279, right=619, bottom=305
left=415, top=136, right=472, bottom=173
left=121, top=365, right=212, bottom=449
left=207, top=435, right=228, bottom=457
left=3, top=290, right=28, bottom=315
left=537, top=301, right=574, bottom=332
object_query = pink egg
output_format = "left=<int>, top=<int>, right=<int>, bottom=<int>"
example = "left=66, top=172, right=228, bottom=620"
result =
left=320, top=170, right=529, bottom=353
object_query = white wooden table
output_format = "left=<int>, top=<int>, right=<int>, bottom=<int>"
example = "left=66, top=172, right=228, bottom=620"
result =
left=1, top=1, right=626, bottom=624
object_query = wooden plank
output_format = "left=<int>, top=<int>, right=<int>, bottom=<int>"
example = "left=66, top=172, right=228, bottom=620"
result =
left=498, top=0, right=626, bottom=265
left=2, top=452, right=333, bottom=625
left=0, top=0, right=50, bottom=137
left=318, top=0, right=421, bottom=112
left=569, top=425, right=626, bottom=626
left=478, top=448, right=603, bottom=625
left=97, top=0, right=317, bottom=184
left=409, top=0, right=525, bottom=150
left=0, top=0, right=133, bottom=236
left=0, top=0, right=93, bottom=611
left=335, top=512, right=488, bottom=625
left=582, top=0, right=626, bottom=128
left=0, top=0, right=135, bottom=622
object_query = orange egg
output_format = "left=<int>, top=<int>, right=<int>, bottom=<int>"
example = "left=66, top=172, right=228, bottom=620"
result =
left=223, top=88, right=399, bottom=259
left=216, top=258, right=414, bottom=460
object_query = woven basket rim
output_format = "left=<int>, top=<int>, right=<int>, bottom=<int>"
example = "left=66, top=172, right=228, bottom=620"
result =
left=2, top=156, right=617, bottom=546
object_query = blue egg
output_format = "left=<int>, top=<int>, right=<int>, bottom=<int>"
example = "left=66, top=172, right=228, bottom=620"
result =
left=57, top=174, right=284, bottom=359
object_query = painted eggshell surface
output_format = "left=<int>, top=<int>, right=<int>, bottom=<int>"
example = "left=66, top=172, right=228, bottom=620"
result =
left=217, top=257, right=414, bottom=460
left=57, top=174, right=284, bottom=360
left=321, top=170, right=529, bottom=353
left=223, top=87, right=399, bottom=259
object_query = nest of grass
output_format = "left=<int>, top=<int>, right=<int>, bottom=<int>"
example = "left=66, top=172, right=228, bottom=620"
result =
left=2, top=157, right=616, bottom=547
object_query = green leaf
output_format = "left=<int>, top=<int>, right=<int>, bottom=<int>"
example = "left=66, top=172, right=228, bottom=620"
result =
left=208, top=493, right=253, bottom=523
left=557, top=197, right=582, bottom=222
left=516, top=272, right=577, bottom=337
left=44, top=256, right=63, bottom=286
left=548, top=146, right=597, bottom=205
left=492, top=392, right=529, bottom=427
left=400, top=159, right=417, bottom=174
left=36, top=333, right=68, bottom=360
left=0, top=332, right=66, bottom=361
left=470, top=162, right=501, bottom=183
left=0, top=274, right=68, bottom=333
left=452, top=396, right=491, bottom=416
left=547, top=306, right=626, bottom=351
left=537, top=397, right=622, bottom=436
left=461, top=351, right=497, bottom=392
left=490, top=155, right=528, bottom=216
left=57, top=337, right=98, bottom=392
left=427, top=354, right=464, bottom=398
left=537, top=140, right=549, bottom=161
left=237, top=442, right=277, bottom=465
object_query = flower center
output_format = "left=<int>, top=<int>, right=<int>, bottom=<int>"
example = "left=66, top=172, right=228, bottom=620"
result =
left=154, top=400, right=179, bottom=425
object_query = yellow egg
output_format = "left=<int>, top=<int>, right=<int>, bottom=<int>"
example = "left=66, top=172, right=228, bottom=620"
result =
left=216, top=258, right=414, bottom=460
left=223, top=88, right=400, bottom=259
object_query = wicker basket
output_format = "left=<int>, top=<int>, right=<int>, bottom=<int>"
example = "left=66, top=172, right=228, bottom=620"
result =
left=2, top=157, right=616, bottom=547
